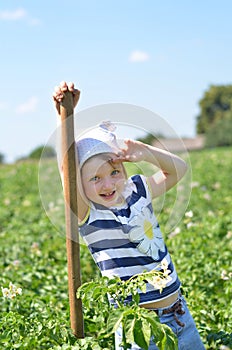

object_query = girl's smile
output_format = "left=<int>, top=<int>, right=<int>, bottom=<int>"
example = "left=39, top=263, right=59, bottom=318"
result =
left=100, top=191, right=116, bottom=200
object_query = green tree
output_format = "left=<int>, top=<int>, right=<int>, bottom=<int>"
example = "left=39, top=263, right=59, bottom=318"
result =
left=137, top=133, right=164, bottom=145
left=205, top=113, right=232, bottom=147
left=196, top=84, right=232, bottom=134
left=0, top=152, right=5, bottom=164
left=28, top=145, right=56, bottom=159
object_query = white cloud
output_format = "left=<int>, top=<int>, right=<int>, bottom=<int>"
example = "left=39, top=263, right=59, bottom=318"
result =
left=128, top=50, right=150, bottom=63
left=0, top=8, right=40, bottom=25
left=16, top=97, right=39, bottom=114
left=0, top=8, right=27, bottom=20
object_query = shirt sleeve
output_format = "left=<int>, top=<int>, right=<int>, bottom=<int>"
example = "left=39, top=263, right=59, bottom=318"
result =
left=135, top=174, right=153, bottom=201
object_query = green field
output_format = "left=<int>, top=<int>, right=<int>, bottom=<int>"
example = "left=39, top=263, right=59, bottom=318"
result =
left=0, top=148, right=231, bottom=349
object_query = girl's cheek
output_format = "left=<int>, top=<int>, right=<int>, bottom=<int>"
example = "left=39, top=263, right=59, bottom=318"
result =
left=117, top=178, right=126, bottom=189
left=92, top=183, right=101, bottom=195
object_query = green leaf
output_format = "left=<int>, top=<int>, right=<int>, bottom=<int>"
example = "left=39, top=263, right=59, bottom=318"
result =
left=155, top=323, right=178, bottom=350
left=124, top=315, right=136, bottom=344
left=132, top=292, right=140, bottom=305
left=106, top=309, right=124, bottom=336
left=133, top=318, right=151, bottom=350
left=143, top=314, right=167, bottom=346
left=163, top=331, right=178, bottom=350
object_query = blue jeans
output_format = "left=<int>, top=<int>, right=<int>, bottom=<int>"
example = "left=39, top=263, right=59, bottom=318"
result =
left=115, top=295, right=205, bottom=350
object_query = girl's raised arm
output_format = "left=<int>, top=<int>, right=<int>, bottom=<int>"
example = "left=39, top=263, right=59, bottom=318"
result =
left=53, top=81, right=90, bottom=222
left=117, top=139, right=188, bottom=199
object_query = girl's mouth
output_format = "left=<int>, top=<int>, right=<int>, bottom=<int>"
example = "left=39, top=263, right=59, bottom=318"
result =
left=100, top=191, right=116, bottom=200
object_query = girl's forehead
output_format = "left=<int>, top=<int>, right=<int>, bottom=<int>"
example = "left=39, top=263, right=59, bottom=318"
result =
left=82, top=153, right=116, bottom=171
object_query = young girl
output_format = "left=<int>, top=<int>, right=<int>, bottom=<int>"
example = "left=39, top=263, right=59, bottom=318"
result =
left=53, top=81, right=205, bottom=350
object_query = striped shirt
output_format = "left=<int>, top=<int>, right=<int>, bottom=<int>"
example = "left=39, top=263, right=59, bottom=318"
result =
left=79, top=174, right=181, bottom=305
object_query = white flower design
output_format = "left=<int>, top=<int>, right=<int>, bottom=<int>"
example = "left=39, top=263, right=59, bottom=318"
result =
left=2, top=282, right=22, bottom=299
left=128, top=206, right=165, bottom=260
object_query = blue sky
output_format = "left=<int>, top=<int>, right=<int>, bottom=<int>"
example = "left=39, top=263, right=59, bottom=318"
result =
left=1, top=0, right=232, bottom=162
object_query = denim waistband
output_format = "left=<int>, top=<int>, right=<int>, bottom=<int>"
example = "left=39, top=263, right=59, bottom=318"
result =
left=150, top=293, right=185, bottom=327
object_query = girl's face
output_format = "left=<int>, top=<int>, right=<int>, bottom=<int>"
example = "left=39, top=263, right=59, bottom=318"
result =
left=81, top=154, right=127, bottom=208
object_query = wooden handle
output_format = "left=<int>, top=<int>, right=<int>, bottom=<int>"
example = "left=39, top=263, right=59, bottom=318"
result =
left=60, top=91, right=84, bottom=338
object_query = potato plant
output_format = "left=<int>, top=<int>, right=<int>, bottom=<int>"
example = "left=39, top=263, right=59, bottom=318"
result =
left=0, top=148, right=231, bottom=349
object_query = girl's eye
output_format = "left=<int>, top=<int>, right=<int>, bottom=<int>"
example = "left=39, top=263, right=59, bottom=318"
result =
left=111, top=169, right=120, bottom=176
left=90, top=176, right=100, bottom=182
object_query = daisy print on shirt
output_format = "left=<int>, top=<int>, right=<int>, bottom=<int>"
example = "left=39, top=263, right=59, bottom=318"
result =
left=128, top=206, right=166, bottom=260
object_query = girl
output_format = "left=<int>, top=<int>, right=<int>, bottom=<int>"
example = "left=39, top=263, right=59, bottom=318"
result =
left=53, top=81, right=205, bottom=350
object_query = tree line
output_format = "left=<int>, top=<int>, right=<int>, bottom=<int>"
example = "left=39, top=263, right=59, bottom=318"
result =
left=197, top=84, right=232, bottom=147
left=138, top=84, right=232, bottom=148
left=0, top=146, right=56, bottom=164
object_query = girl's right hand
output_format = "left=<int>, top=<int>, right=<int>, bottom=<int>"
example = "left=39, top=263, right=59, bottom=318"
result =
left=53, top=81, right=80, bottom=115
left=114, top=139, right=148, bottom=163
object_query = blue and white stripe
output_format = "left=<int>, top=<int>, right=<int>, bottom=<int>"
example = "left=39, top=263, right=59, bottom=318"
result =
left=79, top=174, right=181, bottom=304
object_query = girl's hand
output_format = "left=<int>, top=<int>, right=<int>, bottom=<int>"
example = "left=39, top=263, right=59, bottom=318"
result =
left=116, top=139, right=148, bottom=163
left=53, top=81, right=80, bottom=115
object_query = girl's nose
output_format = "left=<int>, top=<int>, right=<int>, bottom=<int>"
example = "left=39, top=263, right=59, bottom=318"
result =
left=102, top=177, right=114, bottom=190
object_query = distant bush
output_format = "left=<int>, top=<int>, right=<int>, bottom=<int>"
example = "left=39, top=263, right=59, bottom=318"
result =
left=205, top=115, right=232, bottom=147
left=137, top=133, right=164, bottom=145
left=28, top=145, right=56, bottom=159
left=0, top=152, right=4, bottom=164
left=196, top=84, right=232, bottom=134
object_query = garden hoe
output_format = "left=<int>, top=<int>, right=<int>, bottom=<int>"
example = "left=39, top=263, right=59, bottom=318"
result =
left=60, top=90, right=84, bottom=338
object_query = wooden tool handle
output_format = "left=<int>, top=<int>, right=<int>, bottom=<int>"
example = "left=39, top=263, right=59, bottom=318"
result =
left=60, top=91, right=84, bottom=338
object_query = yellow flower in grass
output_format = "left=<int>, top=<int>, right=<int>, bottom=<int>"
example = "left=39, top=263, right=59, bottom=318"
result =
left=128, top=206, right=165, bottom=260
